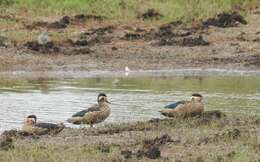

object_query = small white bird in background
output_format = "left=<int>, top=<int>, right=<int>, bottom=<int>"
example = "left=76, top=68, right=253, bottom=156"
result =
left=38, top=31, right=50, bottom=45
left=125, top=66, right=130, bottom=76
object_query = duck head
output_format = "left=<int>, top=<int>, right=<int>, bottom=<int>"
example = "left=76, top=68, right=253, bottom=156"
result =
left=191, top=93, right=203, bottom=102
left=25, top=115, right=37, bottom=126
left=97, top=93, right=111, bottom=104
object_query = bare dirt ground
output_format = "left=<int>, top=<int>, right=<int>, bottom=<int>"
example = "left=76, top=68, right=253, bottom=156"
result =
left=0, top=10, right=260, bottom=73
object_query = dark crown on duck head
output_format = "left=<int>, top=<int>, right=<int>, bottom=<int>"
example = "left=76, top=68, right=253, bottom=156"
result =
left=27, top=115, right=37, bottom=122
left=192, top=93, right=203, bottom=98
left=97, top=93, right=107, bottom=101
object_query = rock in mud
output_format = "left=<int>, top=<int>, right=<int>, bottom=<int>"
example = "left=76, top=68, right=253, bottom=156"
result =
left=203, top=12, right=247, bottom=28
left=139, top=8, right=163, bottom=20
left=24, top=41, right=59, bottom=53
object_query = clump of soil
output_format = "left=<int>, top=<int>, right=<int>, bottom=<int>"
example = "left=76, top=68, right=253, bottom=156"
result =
left=120, top=20, right=209, bottom=47
left=48, top=16, right=70, bottom=29
left=142, top=21, right=209, bottom=46
left=123, top=33, right=143, bottom=41
left=70, top=26, right=114, bottom=47
left=26, top=14, right=104, bottom=30
left=24, top=41, right=59, bottom=53
left=121, top=134, right=173, bottom=160
left=0, top=135, right=13, bottom=151
left=73, top=14, right=105, bottom=23
left=203, top=12, right=247, bottom=27
left=157, top=35, right=209, bottom=46
left=139, top=8, right=163, bottom=20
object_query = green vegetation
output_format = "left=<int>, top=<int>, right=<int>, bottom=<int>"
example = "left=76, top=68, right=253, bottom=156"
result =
left=1, top=0, right=260, bottom=22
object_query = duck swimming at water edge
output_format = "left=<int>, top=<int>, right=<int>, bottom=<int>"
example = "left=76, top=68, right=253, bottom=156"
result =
left=67, top=93, right=111, bottom=127
left=159, top=93, right=204, bottom=117
left=22, top=115, right=65, bottom=135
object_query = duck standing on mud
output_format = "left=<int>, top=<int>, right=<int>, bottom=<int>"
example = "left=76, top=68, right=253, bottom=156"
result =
left=22, top=115, right=65, bottom=135
left=159, top=93, right=204, bottom=117
left=67, top=93, right=111, bottom=127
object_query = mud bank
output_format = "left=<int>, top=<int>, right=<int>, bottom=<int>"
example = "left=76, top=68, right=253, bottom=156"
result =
left=0, top=11, right=260, bottom=72
left=1, top=112, right=260, bottom=161
left=1, top=68, right=260, bottom=80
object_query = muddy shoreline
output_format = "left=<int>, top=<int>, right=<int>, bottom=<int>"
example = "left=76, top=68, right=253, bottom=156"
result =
left=1, top=112, right=260, bottom=161
left=1, top=11, right=260, bottom=74
left=1, top=68, right=260, bottom=80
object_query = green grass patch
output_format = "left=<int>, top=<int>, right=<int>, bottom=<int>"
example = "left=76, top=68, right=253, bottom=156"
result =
left=1, top=0, right=260, bottom=22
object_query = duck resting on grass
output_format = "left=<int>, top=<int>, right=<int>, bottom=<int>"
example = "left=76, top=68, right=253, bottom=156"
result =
left=159, top=93, right=204, bottom=117
left=67, top=93, right=111, bottom=127
left=22, top=115, right=65, bottom=135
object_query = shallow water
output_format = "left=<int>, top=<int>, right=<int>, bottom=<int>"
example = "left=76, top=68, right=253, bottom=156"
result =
left=0, top=75, right=260, bottom=132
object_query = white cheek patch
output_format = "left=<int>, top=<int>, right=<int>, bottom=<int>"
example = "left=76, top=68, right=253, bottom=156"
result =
left=98, top=96, right=105, bottom=101
left=192, top=96, right=202, bottom=100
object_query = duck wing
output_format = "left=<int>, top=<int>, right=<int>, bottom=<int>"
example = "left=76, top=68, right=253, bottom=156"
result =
left=35, top=122, right=59, bottom=129
left=164, top=101, right=186, bottom=109
left=72, top=104, right=100, bottom=117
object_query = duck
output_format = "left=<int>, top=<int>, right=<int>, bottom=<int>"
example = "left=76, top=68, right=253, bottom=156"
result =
left=159, top=93, right=204, bottom=117
left=67, top=93, right=111, bottom=127
left=22, top=115, right=65, bottom=135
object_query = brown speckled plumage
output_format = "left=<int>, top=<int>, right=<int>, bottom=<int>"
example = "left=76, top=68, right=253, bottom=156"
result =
left=67, top=93, right=111, bottom=127
left=22, top=115, right=65, bottom=135
left=160, top=94, right=204, bottom=117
